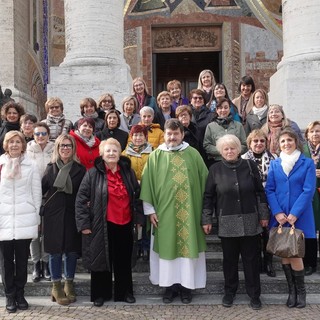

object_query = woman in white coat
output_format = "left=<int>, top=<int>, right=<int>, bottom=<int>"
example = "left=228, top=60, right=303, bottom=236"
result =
left=0, top=131, right=42, bottom=313
left=27, top=122, right=55, bottom=282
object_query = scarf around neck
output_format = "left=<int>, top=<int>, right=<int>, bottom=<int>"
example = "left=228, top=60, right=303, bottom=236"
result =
left=53, top=159, right=73, bottom=194
left=75, top=130, right=96, bottom=147
left=252, top=105, right=268, bottom=120
left=2, top=154, right=23, bottom=179
left=280, top=149, right=301, bottom=176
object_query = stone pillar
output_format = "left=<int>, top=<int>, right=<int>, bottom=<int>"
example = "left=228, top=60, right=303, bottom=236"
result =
left=269, top=0, right=320, bottom=128
left=47, top=0, right=131, bottom=122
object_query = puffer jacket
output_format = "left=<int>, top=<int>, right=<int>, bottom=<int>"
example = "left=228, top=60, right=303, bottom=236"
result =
left=75, top=156, right=144, bottom=272
left=26, top=140, right=55, bottom=177
left=42, top=114, right=73, bottom=141
left=0, top=154, right=42, bottom=240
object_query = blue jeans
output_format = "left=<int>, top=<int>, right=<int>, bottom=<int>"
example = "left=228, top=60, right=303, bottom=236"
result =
left=49, top=252, right=79, bottom=281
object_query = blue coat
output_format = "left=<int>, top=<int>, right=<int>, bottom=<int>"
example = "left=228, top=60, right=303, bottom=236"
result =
left=265, top=153, right=316, bottom=238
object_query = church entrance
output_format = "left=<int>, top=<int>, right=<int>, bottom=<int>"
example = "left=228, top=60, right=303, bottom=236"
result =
left=153, top=51, right=220, bottom=98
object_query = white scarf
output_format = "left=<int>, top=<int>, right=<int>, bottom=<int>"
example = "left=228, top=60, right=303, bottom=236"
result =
left=280, top=149, right=301, bottom=176
left=2, top=154, right=23, bottom=179
left=252, top=105, right=268, bottom=120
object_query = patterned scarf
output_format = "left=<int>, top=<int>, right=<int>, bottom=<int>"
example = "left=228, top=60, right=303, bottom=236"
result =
left=268, top=120, right=282, bottom=155
left=2, top=154, right=23, bottom=179
left=75, top=130, right=96, bottom=147
left=308, top=141, right=320, bottom=166
left=128, top=142, right=148, bottom=154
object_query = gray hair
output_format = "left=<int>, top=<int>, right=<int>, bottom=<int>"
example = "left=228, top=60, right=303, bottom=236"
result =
left=216, top=134, right=241, bottom=155
left=140, top=106, right=154, bottom=116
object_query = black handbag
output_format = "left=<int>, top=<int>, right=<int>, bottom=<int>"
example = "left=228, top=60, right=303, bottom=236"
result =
left=266, top=224, right=305, bottom=258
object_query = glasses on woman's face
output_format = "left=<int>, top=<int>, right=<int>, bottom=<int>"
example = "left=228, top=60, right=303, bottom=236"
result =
left=252, top=139, right=266, bottom=143
left=59, top=144, right=73, bottom=149
left=34, top=132, right=48, bottom=137
left=192, top=96, right=203, bottom=101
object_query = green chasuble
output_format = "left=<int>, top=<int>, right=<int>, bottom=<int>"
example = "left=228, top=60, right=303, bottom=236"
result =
left=140, top=146, right=208, bottom=260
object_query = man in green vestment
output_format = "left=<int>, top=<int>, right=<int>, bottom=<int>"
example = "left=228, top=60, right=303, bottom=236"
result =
left=140, top=119, right=208, bottom=304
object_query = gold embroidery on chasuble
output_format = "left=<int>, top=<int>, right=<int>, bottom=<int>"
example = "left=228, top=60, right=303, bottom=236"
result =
left=170, top=152, right=190, bottom=257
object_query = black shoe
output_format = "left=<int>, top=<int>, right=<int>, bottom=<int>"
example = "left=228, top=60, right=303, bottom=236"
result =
left=163, top=287, right=179, bottom=304
left=250, top=297, right=262, bottom=310
left=142, top=249, right=149, bottom=262
left=6, top=296, right=17, bottom=313
left=32, top=261, right=41, bottom=283
left=305, top=266, right=316, bottom=276
left=16, top=295, right=28, bottom=310
left=124, top=293, right=136, bottom=304
left=93, top=297, right=104, bottom=307
left=42, top=261, right=51, bottom=281
left=222, top=294, right=235, bottom=307
left=265, top=262, right=276, bottom=277
left=180, top=287, right=192, bottom=304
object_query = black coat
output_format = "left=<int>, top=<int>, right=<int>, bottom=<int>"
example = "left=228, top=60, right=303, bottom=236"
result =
left=191, top=105, right=213, bottom=143
left=153, top=107, right=175, bottom=130
left=202, top=158, right=269, bottom=237
left=75, top=156, right=143, bottom=272
left=96, top=127, right=128, bottom=151
left=42, top=161, right=86, bottom=254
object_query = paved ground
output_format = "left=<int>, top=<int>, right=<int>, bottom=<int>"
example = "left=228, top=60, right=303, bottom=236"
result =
left=1, top=295, right=320, bottom=319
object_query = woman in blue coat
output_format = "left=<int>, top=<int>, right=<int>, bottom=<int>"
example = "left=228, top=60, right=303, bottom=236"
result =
left=265, top=128, right=316, bottom=309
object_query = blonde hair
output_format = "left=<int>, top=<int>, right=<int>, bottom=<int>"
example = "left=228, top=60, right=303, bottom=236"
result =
left=3, top=131, right=27, bottom=154
left=132, top=77, right=149, bottom=95
left=121, top=96, right=138, bottom=113
left=216, top=134, right=241, bottom=155
left=51, top=134, right=79, bottom=163
left=99, top=138, right=121, bottom=155
left=252, top=89, right=269, bottom=107
left=157, top=91, right=172, bottom=105
left=45, top=97, right=63, bottom=113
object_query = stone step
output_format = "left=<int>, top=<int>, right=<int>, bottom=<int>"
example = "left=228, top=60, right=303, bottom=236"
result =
left=2, top=271, right=320, bottom=297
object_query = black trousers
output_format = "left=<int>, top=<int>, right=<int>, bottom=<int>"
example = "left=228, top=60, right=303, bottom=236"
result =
left=221, top=235, right=261, bottom=299
left=303, top=237, right=318, bottom=269
left=91, top=221, right=133, bottom=302
left=0, top=239, right=31, bottom=297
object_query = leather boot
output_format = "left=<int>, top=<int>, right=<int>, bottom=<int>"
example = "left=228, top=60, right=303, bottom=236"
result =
left=5, top=294, right=17, bottom=313
left=293, top=269, right=306, bottom=308
left=64, top=279, right=76, bottom=303
left=264, top=252, right=276, bottom=277
left=16, top=292, right=28, bottom=310
left=42, top=261, right=51, bottom=281
left=32, top=261, right=41, bottom=283
left=51, top=281, right=70, bottom=305
left=282, top=264, right=296, bottom=308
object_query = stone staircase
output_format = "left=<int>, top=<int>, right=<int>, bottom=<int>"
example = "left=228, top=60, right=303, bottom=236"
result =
left=1, top=234, right=320, bottom=297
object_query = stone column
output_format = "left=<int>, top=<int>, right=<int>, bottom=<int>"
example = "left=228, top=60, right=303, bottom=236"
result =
left=48, top=0, right=131, bottom=122
left=269, top=0, right=320, bottom=128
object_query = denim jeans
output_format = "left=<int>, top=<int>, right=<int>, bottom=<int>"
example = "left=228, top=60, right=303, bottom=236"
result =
left=49, top=252, right=79, bottom=281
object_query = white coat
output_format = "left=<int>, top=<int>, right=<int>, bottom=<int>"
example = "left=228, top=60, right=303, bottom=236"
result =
left=0, top=154, right=42, bottom=241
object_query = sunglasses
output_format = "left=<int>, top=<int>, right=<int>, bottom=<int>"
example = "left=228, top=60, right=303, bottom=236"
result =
left=252, top=139, right=266, bottom=143
left=34, top=132, right=48, bottom=136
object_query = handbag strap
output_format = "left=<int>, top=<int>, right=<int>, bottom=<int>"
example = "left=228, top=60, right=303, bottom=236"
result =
left=43, top=190, right=58, bottom=207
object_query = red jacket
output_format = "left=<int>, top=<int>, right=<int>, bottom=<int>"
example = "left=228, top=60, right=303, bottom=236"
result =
left=70, top=130, right=100, bottom=170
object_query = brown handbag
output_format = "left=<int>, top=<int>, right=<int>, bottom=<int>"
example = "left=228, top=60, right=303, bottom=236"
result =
left=266, top=224, right=305, bottom=258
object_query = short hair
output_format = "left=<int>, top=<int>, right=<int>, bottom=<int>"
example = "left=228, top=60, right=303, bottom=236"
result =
left=157, top=91, right=172, bottom=105
left=104, top=109, right=121, bottom=128
left=140, top=106, right=154, bottom=117
left=97, top=93, right=115, bottom=109
left=51, top=134, right=79, bottom=163
left=238, top=75, right=255, bottom=93
left=121, top=96, right=138, bottom=113
left=99, top=138, right=121, bottom=156
left=130, top=124, right=148, bottom=139
left=189, top=88, right=205, bottom=101
left=216, top=134, right=241, bottom=155
left=164, top=119, right=184, bottom=134
left=252, top=89, right=269, bottom=107
left=77, top=117, right=96, bottom=131
left=305, top=120, right=320, bottom=141
left=3, top=131, right=27, bottom=154
left=80, top=98, right=97, bottom=115
left=246, top=129, right=267, bottom=149
left=176, top=105, right=192, bottom=118
left=20, top=114, right=37, bottom=125
left=45, top=97, right=63, bottom=113
left=2, top=101, right=25, bottom=120
left=197, top=69, right=216, bottom=90
left=278, top=128, right=303, bottom=152
left=132, top=77, right=149, bottom=95
left=167, top=80, right=182, bottom=91
left=216, top=98, right=230, bottom=109
left=33, top=122, right=50, bottom=136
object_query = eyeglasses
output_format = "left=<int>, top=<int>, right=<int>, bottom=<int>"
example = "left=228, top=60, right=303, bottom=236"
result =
left=34, top=132, right=48, bottom=137
left=49, top=106, right=60, bottom=110
left=59, top=144, right=73, bottom=149
left=133, top=84, right=144, bottom=88
left=192, top=96, right=203, bottom=100
left=252, top=139, right=266, bottom=143
left=103, top=100, right=112, bottom=103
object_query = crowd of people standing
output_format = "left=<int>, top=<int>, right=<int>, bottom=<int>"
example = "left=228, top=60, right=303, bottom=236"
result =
left=0, top=71, right=318, bottom=314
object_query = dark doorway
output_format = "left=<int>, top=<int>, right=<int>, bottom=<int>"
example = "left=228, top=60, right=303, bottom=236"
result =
left=153, top=51, right=220, bottom=98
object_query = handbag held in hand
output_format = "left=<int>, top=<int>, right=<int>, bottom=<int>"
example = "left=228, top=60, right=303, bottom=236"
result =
left=266, top=224, right=305, bottom=258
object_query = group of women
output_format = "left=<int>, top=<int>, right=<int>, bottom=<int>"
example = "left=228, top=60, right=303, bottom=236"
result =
left=0, top=71, right=318, bottom=312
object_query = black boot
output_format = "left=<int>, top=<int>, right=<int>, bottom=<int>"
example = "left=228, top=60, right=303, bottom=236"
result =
left=42, top=261, right=51, bottom=281
left=264, top=252, right=276, bottom=277
left=282, top=264, right=296, bottom=308
left=32, top=261, right=41, bottom=283
left=16, top=291, right=28, bottom=310
left=293, top=269, right=306, bottom=308
left=5, top=294, right=17, bottom=313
